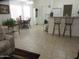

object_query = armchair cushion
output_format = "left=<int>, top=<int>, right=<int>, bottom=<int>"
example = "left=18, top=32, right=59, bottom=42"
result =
left=0, top=26, right=7, bottom=41
left=0, top=31, right=5, bottom=41
left=0, top=26, right=13, bottom=41
left=0, top=35, right=14, bottom=55
left=0, top=25, right=15, bottom=55
left=0, top=40, right=10, bottom=53
left=0, top=33, right=5, bottom=41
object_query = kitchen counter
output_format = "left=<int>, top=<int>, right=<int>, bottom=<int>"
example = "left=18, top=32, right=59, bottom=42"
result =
left=48, top=17, right=79, bottom=36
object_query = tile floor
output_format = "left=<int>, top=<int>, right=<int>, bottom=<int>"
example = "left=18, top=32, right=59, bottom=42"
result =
left=15, top=25, right=79, bottom=59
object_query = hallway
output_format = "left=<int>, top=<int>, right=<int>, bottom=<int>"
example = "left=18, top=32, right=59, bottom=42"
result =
left=15, top=25, right=79, bottom=59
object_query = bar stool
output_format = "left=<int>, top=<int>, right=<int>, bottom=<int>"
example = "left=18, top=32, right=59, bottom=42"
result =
left=63, top=17, right=74, bottom=37
left=53, top=17, right=62, bottom=36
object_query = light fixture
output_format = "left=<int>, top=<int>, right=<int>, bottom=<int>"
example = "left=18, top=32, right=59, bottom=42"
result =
left=19, top=0, right=27, bottom=1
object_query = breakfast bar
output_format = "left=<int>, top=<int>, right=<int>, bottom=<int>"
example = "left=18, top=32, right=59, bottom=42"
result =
left=48, top=17, right=79, bottom=37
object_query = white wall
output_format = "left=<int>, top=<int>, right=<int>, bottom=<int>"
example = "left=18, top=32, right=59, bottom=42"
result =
left=0, top=1, right=11, bottom=24
left=34, top=0, right=79, bottom=36
left=33, top=0, right=79, bottom=24
left=33, top=0, right=54, bottom=24
left=53, top=0, right=79, bottom=16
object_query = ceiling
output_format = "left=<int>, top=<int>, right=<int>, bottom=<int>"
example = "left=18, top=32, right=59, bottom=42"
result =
left=0, top=0, right=32, bottom=2
left=11, top=0, right=32, bottom=1
left=9, top=0, right=33, bottom=5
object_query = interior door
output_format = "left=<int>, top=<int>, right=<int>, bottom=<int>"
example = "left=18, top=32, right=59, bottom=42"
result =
left=63, top=5, right=72, bottom=16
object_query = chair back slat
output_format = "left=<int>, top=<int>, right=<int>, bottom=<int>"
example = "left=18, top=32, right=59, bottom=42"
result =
left=65, top=17, right=74, bottom=25
left=54, top=17, right=62, bottom=24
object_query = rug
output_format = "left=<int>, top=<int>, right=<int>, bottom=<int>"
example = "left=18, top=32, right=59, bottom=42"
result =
left=2, top=48, right=40, bottom=59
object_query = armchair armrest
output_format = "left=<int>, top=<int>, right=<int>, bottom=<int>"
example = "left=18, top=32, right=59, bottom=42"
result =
left=5, top=35, right=15, bottom=52
left=5, top=35, right=13, bottom=40
left=0, top=35, right=15, bottom=55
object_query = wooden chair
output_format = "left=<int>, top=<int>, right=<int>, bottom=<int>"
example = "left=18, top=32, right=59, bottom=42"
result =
left=16, top=17, right=22, bottom=35
left=27, top=18, right=31, bottom=27
left=63, top=17, right=74, bottom=37
left=22, top=18, right=31, bottom=29
left=53, top=17, right=62, bottom=36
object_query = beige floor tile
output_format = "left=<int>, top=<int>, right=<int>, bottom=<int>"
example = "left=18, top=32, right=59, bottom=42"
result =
left=14, top=25, right=79, bottom=59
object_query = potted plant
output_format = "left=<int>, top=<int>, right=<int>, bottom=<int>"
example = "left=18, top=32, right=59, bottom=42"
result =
left=2, top=18, right=16, bottom=28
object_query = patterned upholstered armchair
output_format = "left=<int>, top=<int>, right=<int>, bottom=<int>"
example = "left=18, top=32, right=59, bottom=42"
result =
left=0, top=26, right=15, bottom=56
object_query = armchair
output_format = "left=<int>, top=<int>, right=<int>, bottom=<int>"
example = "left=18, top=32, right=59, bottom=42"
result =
left=0, top=26, right=15, bottom=56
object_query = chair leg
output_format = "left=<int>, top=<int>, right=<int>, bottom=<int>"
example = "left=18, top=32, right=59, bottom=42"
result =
left=70, top=25, right=72, bottom=38
left=63, top=25, right=66, bottom=36
left=53, top=24, right=55, bottom=35
left=58, top=24, right=60, bottom=36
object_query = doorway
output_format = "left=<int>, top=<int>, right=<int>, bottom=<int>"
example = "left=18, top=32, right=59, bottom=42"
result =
left=63, top=5, right=72, bottom=16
